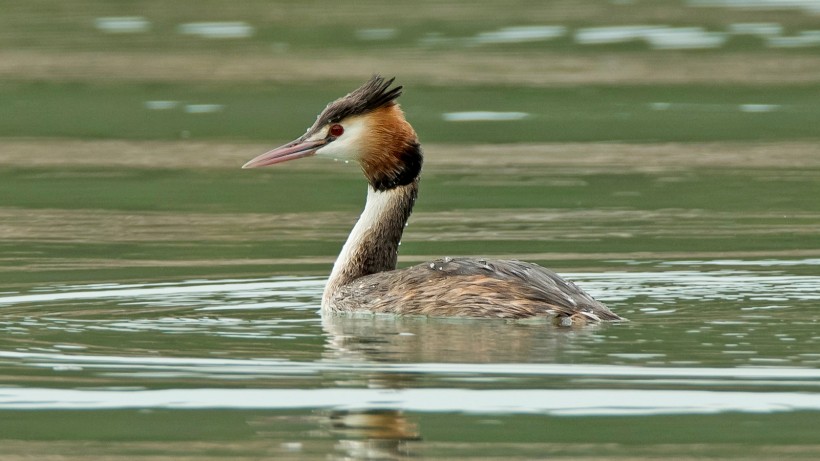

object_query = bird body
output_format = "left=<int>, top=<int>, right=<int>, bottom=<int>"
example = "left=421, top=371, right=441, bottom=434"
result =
left=329, top=257, right=618, bottom=322
left=243, top=76, right=622, bottom=324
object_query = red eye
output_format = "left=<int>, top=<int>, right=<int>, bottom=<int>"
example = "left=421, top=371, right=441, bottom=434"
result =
left=329, top=124, right=344, bottom=137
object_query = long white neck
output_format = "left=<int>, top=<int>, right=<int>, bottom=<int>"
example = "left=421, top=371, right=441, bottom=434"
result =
left=322, top=180, right=418, bottom=309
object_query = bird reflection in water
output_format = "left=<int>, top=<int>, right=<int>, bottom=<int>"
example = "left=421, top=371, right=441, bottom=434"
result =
left=322, top=314, right=597, bottom=364
left=325, top=409, right=420, bottom=460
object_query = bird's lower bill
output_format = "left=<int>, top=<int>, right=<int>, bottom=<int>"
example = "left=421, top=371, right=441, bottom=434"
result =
left=242, top=138, right=328, bottom=169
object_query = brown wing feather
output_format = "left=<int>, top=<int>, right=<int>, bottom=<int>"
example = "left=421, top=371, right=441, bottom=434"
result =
left=327, top=257, right=622, bottom=322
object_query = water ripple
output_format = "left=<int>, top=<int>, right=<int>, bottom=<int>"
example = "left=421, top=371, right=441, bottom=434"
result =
left=582, top=270, right=820, bottom=303
left=1, top=387, right=818, bottom=416
left=0, top=277, right=325, bottom=309
left=1, top=269, right=817, bottom=309
left=1, top=349, right=819, bottom=384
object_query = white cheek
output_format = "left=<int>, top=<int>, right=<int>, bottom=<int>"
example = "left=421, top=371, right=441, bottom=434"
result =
left=316, top=118, right=367, bottom=160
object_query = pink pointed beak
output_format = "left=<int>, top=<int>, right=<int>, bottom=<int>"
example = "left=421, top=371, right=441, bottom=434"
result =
left=242, top=137, right=329, bottom=169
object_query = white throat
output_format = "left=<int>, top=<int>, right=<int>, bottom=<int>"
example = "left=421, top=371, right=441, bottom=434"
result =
left=322, top=183, right=416, bottom=309
left=329, top=185, right=393, bottom=277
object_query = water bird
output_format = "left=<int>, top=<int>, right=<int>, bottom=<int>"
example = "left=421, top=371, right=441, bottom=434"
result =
left=243, top=76, right=622, bottom=325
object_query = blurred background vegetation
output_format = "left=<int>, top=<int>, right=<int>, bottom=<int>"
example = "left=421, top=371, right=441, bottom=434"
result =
left=2, top=0, right=819, bottom=284
left=2, top=0, right=819, bottom=144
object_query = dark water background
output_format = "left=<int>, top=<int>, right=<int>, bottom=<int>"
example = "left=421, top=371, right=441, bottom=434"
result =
left=2, top=0, right=820, bottom=459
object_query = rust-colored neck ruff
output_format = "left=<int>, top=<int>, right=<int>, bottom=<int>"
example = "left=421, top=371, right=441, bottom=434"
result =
left=322, top=179, right=418, bottom=309
left=359, top=105, right=422, bottom=191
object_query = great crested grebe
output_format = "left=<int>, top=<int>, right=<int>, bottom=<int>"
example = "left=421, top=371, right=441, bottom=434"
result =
left=243, top=76, right=622, bottom=325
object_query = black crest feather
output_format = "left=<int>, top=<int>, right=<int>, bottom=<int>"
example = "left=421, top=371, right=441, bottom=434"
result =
left=312, top=76, right=402, bottom=130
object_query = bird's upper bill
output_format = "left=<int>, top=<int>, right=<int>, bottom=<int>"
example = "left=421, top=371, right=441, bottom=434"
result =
left=242, top=138, right=327, bottom=169
left=242, top=137, right=327, bottom=169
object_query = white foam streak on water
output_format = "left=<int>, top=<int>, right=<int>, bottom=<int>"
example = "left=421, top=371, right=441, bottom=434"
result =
left=473, top=26, right=567, bottom=44
left=184, top=104, right=224, bottom=114
left=94, top=17, right=151, bottom=33
left=0, top=387, right=818, bottom=416
left=687, top=0, right=820, bottom=14
left=176, top=22, right=254, bottom=39
left=442, top=111, right=530, bottom=122
left=659, top=258, right=820, bottom=267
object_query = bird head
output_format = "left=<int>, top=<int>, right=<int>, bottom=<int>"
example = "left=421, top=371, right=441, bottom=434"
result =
left=243, top=76, right=422, bottom=191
